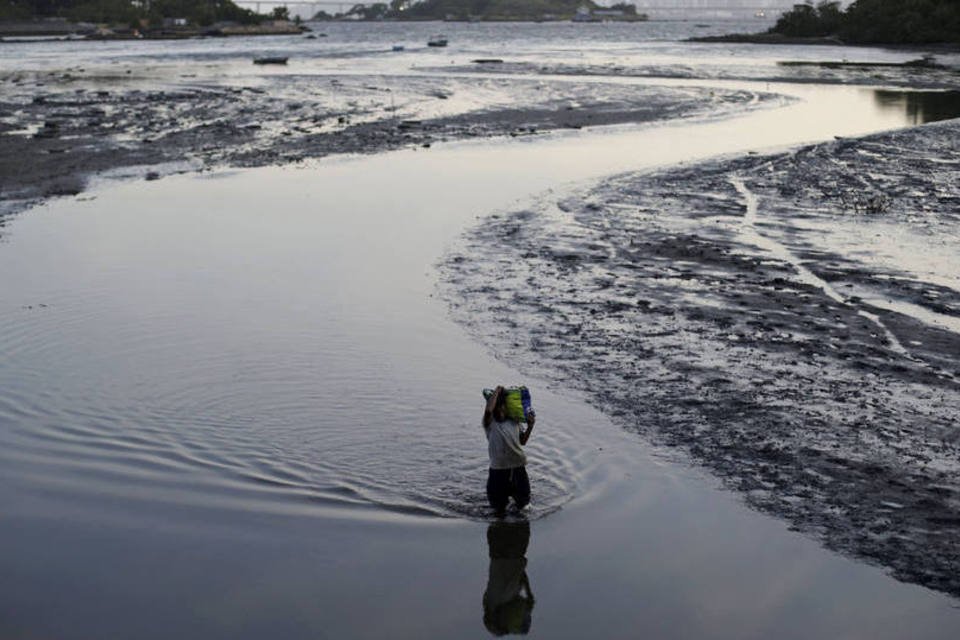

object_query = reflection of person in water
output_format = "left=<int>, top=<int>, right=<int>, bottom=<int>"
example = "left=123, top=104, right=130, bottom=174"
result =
left=483, top=521, right=535, bottom=636
left=482, top=386, right=535, bottom=516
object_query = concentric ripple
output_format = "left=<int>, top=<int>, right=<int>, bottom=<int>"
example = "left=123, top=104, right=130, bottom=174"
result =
left=0, top=172, right=605, bottom=524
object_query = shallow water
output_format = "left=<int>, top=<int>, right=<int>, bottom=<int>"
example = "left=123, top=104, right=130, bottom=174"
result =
left=1, top=78, right=950, bottom=520
left=873, top=89, right=960, bottom=125
left=3, top=20, right=960, bottom=638
left=4, top=19, right=956, bottom=80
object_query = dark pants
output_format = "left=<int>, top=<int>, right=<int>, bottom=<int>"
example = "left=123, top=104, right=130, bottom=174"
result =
left=487, top=466, right=530, bottom=513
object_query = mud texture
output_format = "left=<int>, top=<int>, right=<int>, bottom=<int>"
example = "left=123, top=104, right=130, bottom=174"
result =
left=435, top=59, right=960, bottom=90
left=0, top=66, right=771, bottom=222
left=441, top=119, right=960, bottom=597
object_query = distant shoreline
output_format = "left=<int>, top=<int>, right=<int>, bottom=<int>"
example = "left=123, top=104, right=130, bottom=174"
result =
left=689, top=32, right=843, bottom=46
left=0, top=19, right=307, bottom=41
left=0, top=13, right=666, bottom=41
left=689, top=31, right=960, bottom=53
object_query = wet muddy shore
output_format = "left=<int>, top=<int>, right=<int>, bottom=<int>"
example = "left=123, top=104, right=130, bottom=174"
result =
left=441, top=119, right=960, bottom=597
left=0, top=65, right=770, bottom=222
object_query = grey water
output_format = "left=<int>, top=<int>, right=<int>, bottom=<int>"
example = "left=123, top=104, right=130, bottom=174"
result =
left=2, top=21, right=960, bottom=639
left=874, top=89, right=960, bottom=125
left=3, top=18, right=953, bottom=72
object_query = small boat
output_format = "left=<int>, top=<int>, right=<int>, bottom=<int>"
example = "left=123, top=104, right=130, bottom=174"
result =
left=392, top=45, right=405, bottom=51
left=427, top=36, right=448, bottom=47
left=253, top=56, right=288, bottom=65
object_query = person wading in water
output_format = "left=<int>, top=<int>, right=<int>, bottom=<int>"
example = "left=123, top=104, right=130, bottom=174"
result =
left=482, top=385, right=535, bottom=516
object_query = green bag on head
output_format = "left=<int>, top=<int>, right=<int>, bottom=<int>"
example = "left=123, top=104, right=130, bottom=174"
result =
left=483, top=386, right=533, bottom=422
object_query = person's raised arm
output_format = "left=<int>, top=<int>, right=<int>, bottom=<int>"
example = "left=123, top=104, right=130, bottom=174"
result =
left=519, top=412, right=535, bottom=445
left=483, top=386, right=503, bottom=430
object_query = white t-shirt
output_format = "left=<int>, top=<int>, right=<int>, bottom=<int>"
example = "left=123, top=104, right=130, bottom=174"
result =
left=485, top=418, right=527, bottom=469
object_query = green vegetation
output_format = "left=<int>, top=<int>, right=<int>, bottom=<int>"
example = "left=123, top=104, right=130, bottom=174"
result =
left=842, top=0, right=960, bottom=43
left=0, top=0, right=263, bottom=26
left=771, top=0, right=960, bottom=44
left=771, top=0, right=843, bottom=37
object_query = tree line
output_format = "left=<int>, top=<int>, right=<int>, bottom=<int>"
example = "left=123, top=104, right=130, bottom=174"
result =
left=0, top=0, right=265, bottom=26
left=772, top=0, right=960, bottom=44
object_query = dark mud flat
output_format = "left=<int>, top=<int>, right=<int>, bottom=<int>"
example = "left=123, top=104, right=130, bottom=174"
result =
left=437, top=58, right=960, bottom=90
left=441, top=119, right=960, bottom=597
left=0, top=67, right=769, bottom=221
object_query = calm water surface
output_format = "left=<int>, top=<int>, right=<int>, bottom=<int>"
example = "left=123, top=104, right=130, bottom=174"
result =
left=2, top=22, right=960, bottom=639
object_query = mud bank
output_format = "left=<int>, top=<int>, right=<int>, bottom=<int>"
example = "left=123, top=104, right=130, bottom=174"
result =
left=441, top=119, right=960, bottom=597
left=436, top=58, right=960, bottom=90
left=0, top=66, right=770, bottom=221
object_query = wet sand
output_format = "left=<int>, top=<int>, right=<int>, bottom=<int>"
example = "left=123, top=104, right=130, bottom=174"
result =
left=441, top=118, right=960, bottom=598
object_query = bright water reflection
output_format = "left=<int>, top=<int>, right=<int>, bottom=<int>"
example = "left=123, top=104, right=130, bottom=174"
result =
left=873, top=89, right=960, bottom=125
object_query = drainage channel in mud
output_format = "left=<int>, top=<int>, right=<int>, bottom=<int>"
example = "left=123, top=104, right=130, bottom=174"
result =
left=729, top=175, right=912, bottom=358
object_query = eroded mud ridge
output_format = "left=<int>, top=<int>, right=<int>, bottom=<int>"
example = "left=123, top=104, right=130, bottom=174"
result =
left=0, top=66, right=772, bottom=219
left=441, top=120, right=960, bottom=596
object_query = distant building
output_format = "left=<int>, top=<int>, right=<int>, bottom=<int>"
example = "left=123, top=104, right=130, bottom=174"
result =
left=162, top=17, right=188, bottom=27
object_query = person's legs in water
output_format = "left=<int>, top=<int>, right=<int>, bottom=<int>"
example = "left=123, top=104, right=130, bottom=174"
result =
left=487, top=468, right=511, bottom=515
left=509, top=467, right=531, bottom=510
